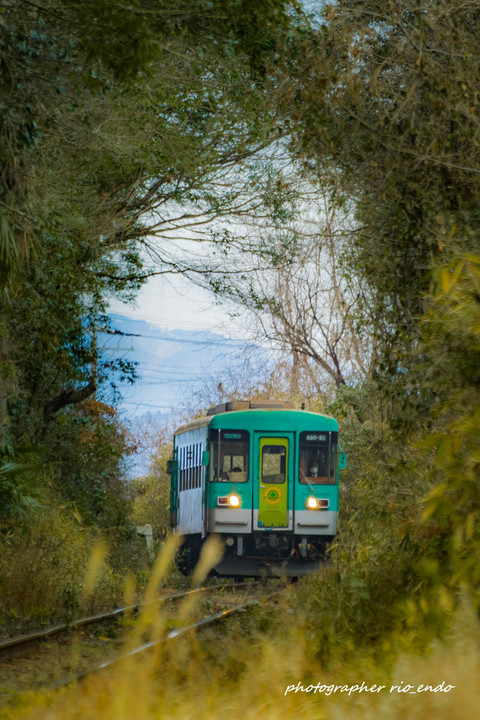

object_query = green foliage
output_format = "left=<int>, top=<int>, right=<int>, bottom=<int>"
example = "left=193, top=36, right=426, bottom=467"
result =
left=320, top=387, right=434, bottom=648
left=417, top=254, right=480, bottom=598
left=132, top=442, right=173, bottom=542
left=0, top=509, right=98, bottom=630
left=249, top=3, right=480, bottom=657
left=0, top=0, right=304, bottom=438
left=0, top=454, right=45, bottom=519
left=0, top=217, right=17, bottom=286
left=284, top=0, right=480, bottom=369
left=0, top=505, right=154, bottom=635
left=45, top=400, right=134, bottom=528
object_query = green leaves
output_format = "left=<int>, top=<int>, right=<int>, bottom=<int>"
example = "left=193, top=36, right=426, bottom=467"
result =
left=0, top=450, right=45, bottom=520
left=284, top=0, right=480, bottom=372
left=0, top=216, right=17, bottom=286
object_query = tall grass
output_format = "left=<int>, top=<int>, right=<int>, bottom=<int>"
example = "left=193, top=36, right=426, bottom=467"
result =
left=2, top=542, right=478, bottom=720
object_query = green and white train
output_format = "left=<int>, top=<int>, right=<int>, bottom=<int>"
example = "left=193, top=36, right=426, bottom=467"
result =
left=169, top=400, right=346, bottom=577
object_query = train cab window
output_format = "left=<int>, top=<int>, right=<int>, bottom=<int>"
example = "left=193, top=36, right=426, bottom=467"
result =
left=209, top=429, right=249, bottom=482
left=262, top=444, right=286, bottom=484
left=299, top=431, right=337, bottom=485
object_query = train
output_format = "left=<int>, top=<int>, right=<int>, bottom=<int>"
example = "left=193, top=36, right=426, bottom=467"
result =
left=169, top=399, right=346, bottom=577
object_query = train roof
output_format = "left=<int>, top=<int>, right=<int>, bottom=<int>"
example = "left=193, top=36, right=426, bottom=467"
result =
left=207, top=399, right=298, bottom=415
left=173, top=400, right=338, bottom=436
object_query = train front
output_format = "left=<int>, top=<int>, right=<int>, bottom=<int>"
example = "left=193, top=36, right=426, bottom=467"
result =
left=206, top=408, right=342, bottom=577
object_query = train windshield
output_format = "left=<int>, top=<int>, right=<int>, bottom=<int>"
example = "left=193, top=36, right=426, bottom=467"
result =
left=209, top=429, right=249, bottom=482
left=299, top=431, right=337, bottom=485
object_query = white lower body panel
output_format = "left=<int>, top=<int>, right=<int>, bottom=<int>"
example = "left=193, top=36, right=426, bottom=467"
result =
left=294, top=510, right=337, bottom=535
left=208, top=508, right=252, bottom=534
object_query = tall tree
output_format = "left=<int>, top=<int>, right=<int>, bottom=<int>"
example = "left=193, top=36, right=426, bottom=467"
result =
left=0, top=0, right=302, bottom=506
left=281, top=0, right=480, bottom=372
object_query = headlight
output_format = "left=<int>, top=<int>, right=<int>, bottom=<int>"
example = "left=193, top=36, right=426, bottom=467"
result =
left=228, top=494, right=240, bottom=508
left=306, top=496, right=329, bottom=510
left=217, top=494, right=241, bottom=508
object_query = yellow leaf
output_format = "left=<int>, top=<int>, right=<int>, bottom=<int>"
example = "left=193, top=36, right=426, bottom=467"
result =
left=421, top=483, right=449, bottom=503
left=72, top=508, right=83, bottom=524
left=82, top=541, right=108, bottom=601
left=440, top=260, right=465, bottom=293
left=421, top=501, right=439, bottom=523
left=440, top=268, right=450, bottom=293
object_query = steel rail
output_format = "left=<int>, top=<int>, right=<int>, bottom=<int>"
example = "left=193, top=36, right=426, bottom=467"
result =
left=53, top=588, right=280, bottom=690
left=0, top=583, right=253, bottom=658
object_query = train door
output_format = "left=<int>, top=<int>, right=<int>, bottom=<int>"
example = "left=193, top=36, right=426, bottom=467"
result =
left=253, top=433, right=294, bottom=530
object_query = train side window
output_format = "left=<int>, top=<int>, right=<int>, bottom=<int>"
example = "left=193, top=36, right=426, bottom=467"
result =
left=180, top=447, right=185, bottom=491
left=209, top=429, right=249, bottom=482
left=262, top=445, right=286, bottom=484
left=177, top=443, right=204, bottom=491
left=299, top=431, right=338, bottom=485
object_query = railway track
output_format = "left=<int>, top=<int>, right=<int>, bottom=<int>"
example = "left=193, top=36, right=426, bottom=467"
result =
left=54, top=586, right=280, bottom=689
left=0, top=585, right=213, bottom=661
left=0, top=581, right=281, bottom=706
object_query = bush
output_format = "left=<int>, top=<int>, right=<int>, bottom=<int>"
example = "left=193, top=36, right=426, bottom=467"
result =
left=0, top=504, right=153, bottom=637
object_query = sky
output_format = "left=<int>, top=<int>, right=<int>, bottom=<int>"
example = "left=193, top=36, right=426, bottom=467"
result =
left=108, top=271, right=237, bottom=338
left=106, top=271, right=271, bottom=419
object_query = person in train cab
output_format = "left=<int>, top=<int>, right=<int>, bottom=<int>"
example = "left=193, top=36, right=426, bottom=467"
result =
left=228, top=466, right=244, bottom=482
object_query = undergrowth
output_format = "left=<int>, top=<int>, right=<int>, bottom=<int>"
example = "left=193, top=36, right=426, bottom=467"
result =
left=0, top=538, right=477, bottom=720
left=0, top=507, right=154, bottom=637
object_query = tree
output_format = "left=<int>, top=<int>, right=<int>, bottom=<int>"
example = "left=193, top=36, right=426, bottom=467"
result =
left=132, top=438, right=173, bottom=542
left=197, top=184, right=373, bottom=403
left=280, top=0, right=480, bottom=372
left=0, top=0, right=304, bottom=509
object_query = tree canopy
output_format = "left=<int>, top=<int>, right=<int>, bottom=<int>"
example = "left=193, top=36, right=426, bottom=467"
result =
left=0, top=0, right=301, bottom=515
left=281, top=0, right=480, bottom=367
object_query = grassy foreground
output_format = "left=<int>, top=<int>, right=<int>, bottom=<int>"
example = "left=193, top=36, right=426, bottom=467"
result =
left=1, top=539, right=479, bottom=720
